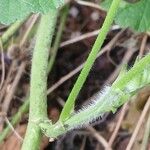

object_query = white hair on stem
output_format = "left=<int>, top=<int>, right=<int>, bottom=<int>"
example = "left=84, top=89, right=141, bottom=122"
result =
left=64, top=65, right=150, bottom=130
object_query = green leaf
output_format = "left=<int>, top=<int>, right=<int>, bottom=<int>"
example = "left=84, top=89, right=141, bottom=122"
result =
left=101, top=0, right=150, bottom=32
left=0, top=0, right=64, bottom=24
left=116, top=0, right=150, bottom=32
left=0, top=0, right=29, bottom=24
left=24, top=0, right=64, bottom=13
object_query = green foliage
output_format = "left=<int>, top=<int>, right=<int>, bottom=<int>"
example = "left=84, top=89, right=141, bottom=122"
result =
left=101, top=0, right=127, bottom=9
left=25, top=0, right=64, bottom=12
left=39, top=54, right=150, bottom=139
left=22, top=10, right=58, bottom=149
left=59, top=0, right=121, bottom=122
left=101, top=0, right=150, bottom=32
left=0, top=0, right=64, bottom=24
left=1, top=0, right=150, bottom=147
left=0, top=0, right=28, bottom=25
left=116, top=0, right=150, bottom=32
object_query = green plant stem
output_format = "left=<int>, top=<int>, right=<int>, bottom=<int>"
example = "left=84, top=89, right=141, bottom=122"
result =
left=59, top=0, right=121, bottom=121
left=141, top=111, right=150, bottom=150
left=112, top=54, right=150, bottom=89
left=0, top=27, right=123, bottom=144
left=48, top=6, right=69, bottom=73
left=63, top=56, right=150, bottom=128
left=0, top=8, right=68, bottom=144
left=40, top=54, right=150, bottom=138
left=1, top=18, right=26, bottom=45
left=22, top=10, right=58, bottom=150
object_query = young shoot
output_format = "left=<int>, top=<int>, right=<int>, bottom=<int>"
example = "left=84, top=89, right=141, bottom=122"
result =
left=39, top=53, right=150, bottom=139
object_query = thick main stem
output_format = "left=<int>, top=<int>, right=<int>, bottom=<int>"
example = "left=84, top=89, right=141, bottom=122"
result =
left=22, top=11, right=58, bottom=150
left=0, top=7, right=68, bottom=144
left=60, top=0, right=121, bottom=121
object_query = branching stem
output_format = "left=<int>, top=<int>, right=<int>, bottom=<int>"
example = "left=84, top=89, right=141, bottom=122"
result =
left=60, top=0, right=121, bottom=121
left=39, top=53, right=150, bottom=139
left=21, top=10, right=58, bottom=150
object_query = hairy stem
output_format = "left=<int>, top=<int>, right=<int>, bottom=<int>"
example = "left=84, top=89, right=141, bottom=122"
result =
left=60, top=0, right=121, bottom=121
left=22, top=10, right=58, bottom=150
left=0, top=7, right=68, bottom=144
left=64, top=55, right=150, bottom=128
left=40, top=54, right=150, bottom=138
left=112, top=54, right=150, bottom=89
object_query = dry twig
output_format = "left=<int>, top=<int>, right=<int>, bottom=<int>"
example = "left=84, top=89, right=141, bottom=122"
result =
left=4, top=117, right=23, bottom=141
left=126, top=97, right=150, bottom=150
left=47, top=30, right=125, bottom=94
left=108, top=103, right=128, bottom=147
left=2, top=62, right=26, bottom=113
left=87, top=126, right=112, bottom=150
left=75, top=0, right=105, bottom=11
left=0, top=39, right=5, bottom=90
left=139, top=34, right=148, bottom=58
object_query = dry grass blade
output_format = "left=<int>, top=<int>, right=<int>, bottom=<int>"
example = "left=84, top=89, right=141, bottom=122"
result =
left=60, top=29, right=100, bottom=48
left=2, top=62, right=26, bottom=113
left=139, top=34, right=148, bottom=58
left=4, top=117, right=23, bottom=141
left=47, top=30, right=125, bottom=94
left=108, top=103, right=128, bottom=147
left=75, top=0, right=105, bottom=11
left=141, top=110, right=150, bottom=150
left=0, top=61, right=16, bottom=103
left=87, top=126, right=112, bottom=150
left=126, top=97, right=150, bottom=150
left=19, top=14, right=39, bottom=48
